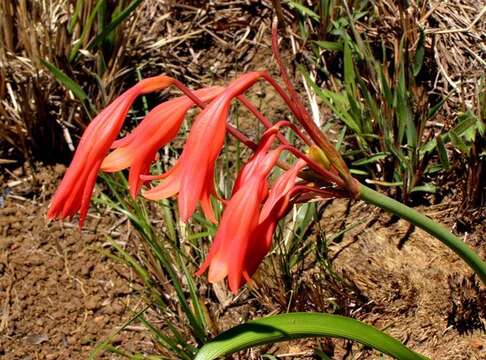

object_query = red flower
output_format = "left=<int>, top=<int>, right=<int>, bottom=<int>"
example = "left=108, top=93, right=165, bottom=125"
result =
left=194, top=119, right=310, bottom=292
left=47, top=75, right=174, bottom=226
left=244, top=159, right=307, bottom=279
left=143, top=72, right=265, bottom=223
left=196, top=147, right=283, bottom=293
left=100, top=86, right=223, bottom=197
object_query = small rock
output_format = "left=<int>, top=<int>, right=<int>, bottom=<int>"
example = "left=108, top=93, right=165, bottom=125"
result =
left=110, top=335, right=123, bottom=346
left=81, top=263, right=94, bottom=277
left=24, top=334, right=49, bottom=345
left=85, top=295, right=101, bottom=311
left=111, top=302, right=124, bottom=315
left=27, top=257, right=44, bottom=266
left=80, top=337, right=94, bottom=345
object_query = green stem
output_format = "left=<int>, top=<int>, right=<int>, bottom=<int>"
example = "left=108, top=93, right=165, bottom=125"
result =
left=359, top=184, right=486, bottom=285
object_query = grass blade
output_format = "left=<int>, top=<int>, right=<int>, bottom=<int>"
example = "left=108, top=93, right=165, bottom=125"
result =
left=286, top=1, right=320, bottom=21
left=41, top=59, right=89, bottom=102
left=67, top=0, right=85, bottom=33
left=68, top=0, right=105, bottom=62
left=413, top=29, right=425, bottom=77
left=89, top=0, right=143, bottom=50
left=436, top=135, right=449, bottom=170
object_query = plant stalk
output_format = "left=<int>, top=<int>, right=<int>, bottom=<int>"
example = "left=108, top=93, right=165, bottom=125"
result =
left=359, top=184, right=486, bottom=285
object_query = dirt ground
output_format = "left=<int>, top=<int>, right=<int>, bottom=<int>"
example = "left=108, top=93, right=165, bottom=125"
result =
left=326, top=199, right=486, bottom=359
left=0, top=166, right=152, bottom=359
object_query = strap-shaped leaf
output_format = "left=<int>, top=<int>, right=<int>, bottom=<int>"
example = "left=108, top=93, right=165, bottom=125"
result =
left=88, top=0, right=143, bottom=49
left=195, top=313, right=428, bottom=360
left=41, top=59, right=89, bottom=102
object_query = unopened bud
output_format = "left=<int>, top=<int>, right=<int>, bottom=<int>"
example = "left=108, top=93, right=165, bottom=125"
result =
left=307, top=145, right=331, bottom=170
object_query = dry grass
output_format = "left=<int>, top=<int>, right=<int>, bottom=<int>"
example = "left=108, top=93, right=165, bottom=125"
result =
left=0, top=1, right=112, bottom=162
left=0, top=0, right=483, bottom=162
left=0, top=0, right=276, bottom=165
left=427, top=0, right=485, bottom=103
left=124, top=0, right=274, bottom=84
left=358, top=0, right=484, bottom=115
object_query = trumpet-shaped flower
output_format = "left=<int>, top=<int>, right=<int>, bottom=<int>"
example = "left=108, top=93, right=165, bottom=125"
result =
left=100, top=86, right=224, bottom=197
left=196, top=146, right=284, bottom=293
left=193, top=119, right=312, bottom=293
left=244, top=159, right=307, bottom=279
left=47, top=75, right=174, bottom=226
left=143, top=71, right=265, bottom=222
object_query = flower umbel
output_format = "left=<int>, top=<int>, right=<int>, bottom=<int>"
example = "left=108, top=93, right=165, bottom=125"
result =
left=49, top=26, right=356, bottom=293
left=196, top=123, right=345, bottom=293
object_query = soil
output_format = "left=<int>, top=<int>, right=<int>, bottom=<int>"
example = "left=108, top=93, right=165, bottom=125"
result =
left=0, top=166, right=152, bottom=359
left=326, top=199, right=486, bottom=359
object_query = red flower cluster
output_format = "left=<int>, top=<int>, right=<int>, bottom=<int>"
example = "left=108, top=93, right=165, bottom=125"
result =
left=48, top=28, right=357, bottom=293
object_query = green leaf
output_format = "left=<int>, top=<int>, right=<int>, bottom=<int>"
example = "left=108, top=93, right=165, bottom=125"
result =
left=195, top=313, right=428, bottom=360
left=365, top=180, right=403, bottom=187
left=449, top=130, right=470, bottom=154
left=67, top=0, right=84, bottom=34
left=314, top=349, right=333, bottom=360
left=343, top=40, right=356, bottom=96
left=286, top=1, right=320, bottom=21
left=420, top=112, right=477, bottom=155
left=178, top=254, right=208, bottom=337
left=350, top=168, right=369, bottom=175
left=301, top=69, right=361, bottom=134
left=68, top=0, right=105, bottom=62
left=313, top=40, right=343, bottom=51
left=413, top=28, right=425, bottom=77
left=378, top=66, right=393, bottom=108
left=424, top=163, right=443, bottom=175
left=89, top=0, right=143, bottom=50
left=454, top=111, right=478, bottom=134
left=396, top=38, right=416, bottom=149
left=358, top=77, right=381, bottom=133
left=411, top=184, right=437, bottom=193
left=106, top=237, right=152, bottom=285
left=41, top=59, right=89, bottom=102
left=335, top=125, right=347, bottom=151
left=352, top=152, right=388, bottom=166
left=436, top=135, right=449, bottom=170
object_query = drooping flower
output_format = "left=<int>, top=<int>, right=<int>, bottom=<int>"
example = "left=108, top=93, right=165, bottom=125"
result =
left=100, top=86, right=224, bottom=197
left=243, top=159, right=307, bottom=279
left=143, top=71, right=265, bottom=223
left=47, top=75, right=174, bottom=226
left=193, top=119, right=312, bottom=292
left=196, top=146, right=284, bottom=293
left=231, top=125, right=280, bottom=196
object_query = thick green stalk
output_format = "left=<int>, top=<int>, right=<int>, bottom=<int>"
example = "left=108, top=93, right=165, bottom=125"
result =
left=359, top=184, right=486, bottom=285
